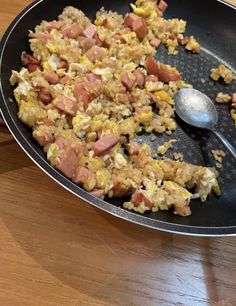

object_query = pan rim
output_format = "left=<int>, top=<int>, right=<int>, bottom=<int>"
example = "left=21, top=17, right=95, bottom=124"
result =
left=217, top=0, right=236, bottom=9
left=1, top=0, right=236, bottom=236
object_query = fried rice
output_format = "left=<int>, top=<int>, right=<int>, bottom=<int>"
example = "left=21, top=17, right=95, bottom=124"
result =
left=10, top=0, right=220, bottom=217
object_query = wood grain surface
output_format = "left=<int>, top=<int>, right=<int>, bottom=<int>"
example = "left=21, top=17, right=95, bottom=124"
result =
left=1, top=1, right=236, bottom=305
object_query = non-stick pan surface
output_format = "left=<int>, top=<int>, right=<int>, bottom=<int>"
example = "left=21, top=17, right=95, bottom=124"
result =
left=0, top=0, right=236, bottom=236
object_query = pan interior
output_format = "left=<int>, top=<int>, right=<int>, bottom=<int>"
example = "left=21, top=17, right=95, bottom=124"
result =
left=0, top=0, right=236, bottom=231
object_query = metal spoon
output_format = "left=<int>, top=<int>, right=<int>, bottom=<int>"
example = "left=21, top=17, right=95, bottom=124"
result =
left=174, top=88, right=236, bottom=159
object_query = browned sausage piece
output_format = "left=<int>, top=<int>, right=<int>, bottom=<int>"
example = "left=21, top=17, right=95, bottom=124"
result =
left=21, top=51, right=39, bottom=66
left=131, top=190, right=153, bottom=209
left=38, top=88, right=53, bottom=104
left=92, top=134, right=120, bottom=156
left=44, top=70, right=59, bottom=84
left=61, top=23, right=83, bottom=39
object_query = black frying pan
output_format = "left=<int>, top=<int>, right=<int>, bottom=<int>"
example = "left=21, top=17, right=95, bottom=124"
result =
left=0, top=0, right=236, bottom=236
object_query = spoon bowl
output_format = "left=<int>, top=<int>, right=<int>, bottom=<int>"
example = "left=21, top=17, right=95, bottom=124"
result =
left=174, top=88, right=236, bottom=159
left=174, top=88, right=218, bottom=129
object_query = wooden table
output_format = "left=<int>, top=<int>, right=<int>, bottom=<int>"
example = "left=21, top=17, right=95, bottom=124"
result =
left=1, top=1, right=236, bottom=305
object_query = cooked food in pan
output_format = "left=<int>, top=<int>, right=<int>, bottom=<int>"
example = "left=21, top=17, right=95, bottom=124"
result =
left=10, top=0, right=224, bottom=216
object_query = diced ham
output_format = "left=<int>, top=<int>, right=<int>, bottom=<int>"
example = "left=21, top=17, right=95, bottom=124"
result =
left=133, top=69, right=145, bottom=87
left=232, top=93, right=236, bottom=103
left=124, top=27, right=131, bottom=33
left=72, top=166, right=95, bottom=185
left=117, top=81, right=128, bottom=93
left=44, top=70, right=59, bottom=84
left=158, top=0, right=168, bottom=13
left=58, top=60, right=68, bottom=69
left=77, top=35, right=86, bottom=42
left=156, top=8, right=163, bottom=17
left=169, top=34, right=177, bottom=41
left=121, top=74, right=136, bottom=91
left=102, top=41, right=110, bottom=49
left=36, top=118, right=55, bottom=126
left=124, top=13, right=148, bottom=40
left=156, top=64, right=181, bottom=83
left=46, top=21, right=62, bottom=31
left=38, top=33, right=52, bottom=42
left=145, top=75, right=159, bottom=83
left=27, top=64, right=42, bottom=72
left=232, top=93, right=236, bottom=108
left=85, top=46, right=105, bottom=62
left=116, top=93, right=130, bottom=103
left=54, top=136, right=66, bottom=149
left=21, top=52, right=42, bottom=73
left=60, top=75, right=72, bottom=84
left=38, top=88, right=53, bottom=104
left=83, top=73, right=102, bottom=94
left=74, top=83, right=94, bottom=110
left=89, top=189, right=104, bottom=199
left=53, top=95, right=78, bottom=116
left=131, top=190, right=153, bottom=209
left=145, top=57, right=160, bottom=76
left=55, top=136, right=84, bottom=155
left=75, top=143, right=85, bottom=155
left=132, top=19, right=148, bottom=40
left=101, top=19, right=110, bottom=28
left=33, top=126, right=54, bottom=146
left=83, top=24, right=97, bottom=38
left=93, top=33, right=103, bottom=46
left=35, top=134, right=53, bottom=147
left=125, top=141, right=140, bottom=155
left=80, top=37, right=96, bottom=52
left=124, top=13, right=140, bottom=28
left=85, top=73, right=101, bottom=83
left=112, top=184, right=133, bottom=197
left=112, top=175, right=134, bottom=198
left=148, top=92, right=157, bottom=103
left=113, top=34, right=125, bottom=43
left=145, top=57, right=181, bottom=83
left=29, top=32, right=52, bottom=42
left=54, top=137, right=84, bottom=177
left=92, top=134, right=120, bottom=156
left=21, top=51, right=39, bottom=66
left=150, top=38, right=161, bottom=48
left=55, top=146, right=78, bottom=179
left=62, top=23, right=83, bottom=39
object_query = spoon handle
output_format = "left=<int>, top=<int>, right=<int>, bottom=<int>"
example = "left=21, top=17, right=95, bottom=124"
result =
left=212, top=129, right=236, bottom=159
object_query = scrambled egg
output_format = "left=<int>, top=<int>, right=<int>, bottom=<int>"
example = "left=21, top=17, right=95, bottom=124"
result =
left=72, top=113, right=92, bottom=137
left=96, top=169, right=112, bottom=193
left=18, top=100, right=46, bottom=127
left=130, top=3, right=154, bottom=17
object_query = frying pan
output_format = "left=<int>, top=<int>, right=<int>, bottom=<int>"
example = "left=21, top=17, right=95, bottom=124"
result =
left=0, top=0, right=236, bottom=236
